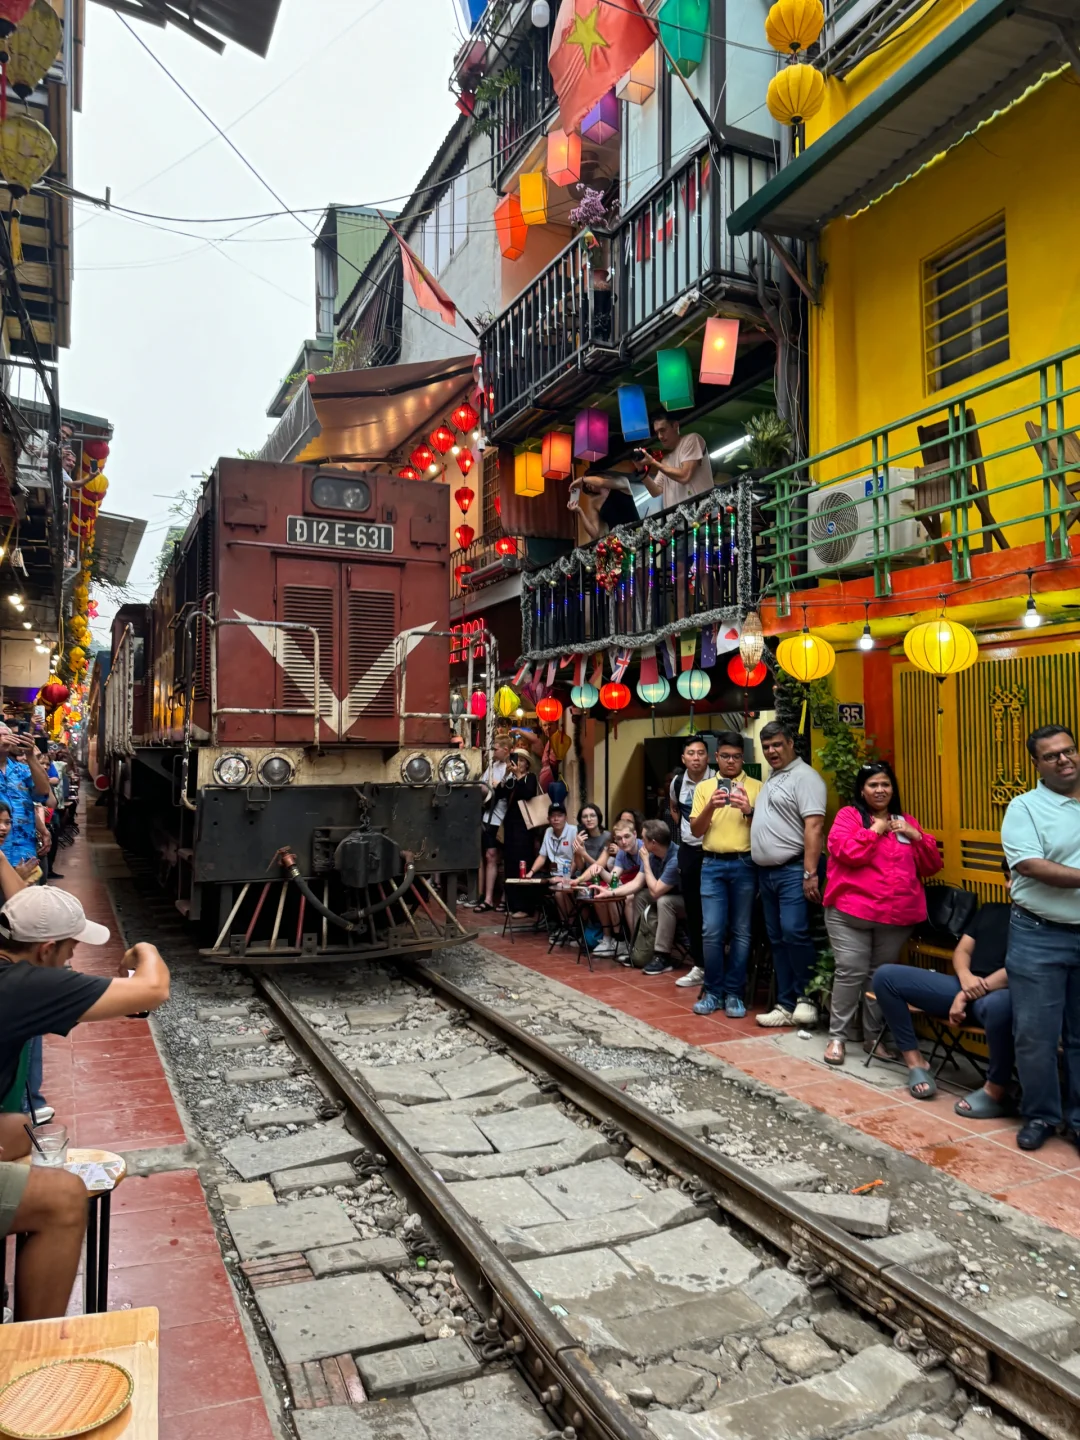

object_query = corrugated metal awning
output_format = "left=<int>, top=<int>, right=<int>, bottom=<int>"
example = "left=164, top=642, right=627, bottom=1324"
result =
left=92, top=512, right=147, bottom=586
left=90, top=0, right=283, bottom=56
left=727, top=0, right=1078, bottom=238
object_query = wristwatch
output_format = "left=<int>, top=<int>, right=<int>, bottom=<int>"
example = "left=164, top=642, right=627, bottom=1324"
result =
left=802, top=869, right=814, bottom=880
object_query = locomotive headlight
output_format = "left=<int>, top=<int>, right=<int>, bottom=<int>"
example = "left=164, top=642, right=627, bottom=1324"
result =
left=214, top=753, right=251, bottom=787
left=258, top=755, right=294, bottom=787
left=439, top=753, right=469, bottom=785
left=402, top=754, right=433, bottom=786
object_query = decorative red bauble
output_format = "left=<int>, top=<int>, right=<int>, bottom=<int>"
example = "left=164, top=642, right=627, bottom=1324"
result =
left=727, top=656, right=767, bottom=687
left=454, top=523, right=475, bottom=549
left=494, top=536, right=518, bottom=556
left=469, top=690, right=487, bottom=718
left=397, top=466, right=421, bottom=480
left=536, top=697, right=563, bottom=723
left=82, top=439, right=110, bottom=464
left=40, top=682, right=70, bottom=707
left=454, top=562, right=474, bottom=582
left=430, top=424, right=455, bottom=455
left=599, top=682, right=631, bottom=711
left=451, top=401, right=479, bottom=433
left=410, top=443, right=435, bottom=471
left=456, top=450, right=475, bottom=477
left=454, top=486, right=475, bottom=514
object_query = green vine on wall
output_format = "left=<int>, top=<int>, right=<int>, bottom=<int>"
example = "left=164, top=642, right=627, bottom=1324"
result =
left=770, top=670, right=874, bottom=802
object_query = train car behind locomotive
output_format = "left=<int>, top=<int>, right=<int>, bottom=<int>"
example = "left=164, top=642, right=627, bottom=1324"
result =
left=101, top=458, right=492, bottom=962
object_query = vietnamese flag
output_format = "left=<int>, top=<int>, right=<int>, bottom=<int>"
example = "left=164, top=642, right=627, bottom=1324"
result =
left=549, top=0, right=655, bottom=135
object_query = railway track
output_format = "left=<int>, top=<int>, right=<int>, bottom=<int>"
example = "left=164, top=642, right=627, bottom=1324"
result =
left=107, top=866, right=1080, bottom=1440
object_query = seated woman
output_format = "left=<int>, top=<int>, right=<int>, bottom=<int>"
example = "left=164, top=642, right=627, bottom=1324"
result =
left=873, top=862, right=1013, bottom=1113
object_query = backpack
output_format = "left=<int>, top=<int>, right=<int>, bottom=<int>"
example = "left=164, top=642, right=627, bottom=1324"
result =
left=630, top=903, right=659, bottom=969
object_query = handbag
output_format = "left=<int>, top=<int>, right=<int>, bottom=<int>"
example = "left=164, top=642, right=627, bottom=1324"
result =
left=518, top=794, right=551, bottom=830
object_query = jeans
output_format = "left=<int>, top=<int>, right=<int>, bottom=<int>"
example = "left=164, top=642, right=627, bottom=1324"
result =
left=677, top=844, right=704, bottom=965
left=874, top=964, right=1015, bottom=1088
left=824, top=909, right=911, bottom=1042
left=1006, top=907, right=1080, bottom=1129
left=757, top=858, right=816, bottom=1013
left=26, top=1035, right=46, bottom=1113
left=701, top=854, right=757, bottom=1001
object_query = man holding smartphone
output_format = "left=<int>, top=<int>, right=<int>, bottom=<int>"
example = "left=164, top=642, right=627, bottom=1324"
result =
left=0, top=726, right=53, bottom=870
left=635, top=413, right=715, bottom=512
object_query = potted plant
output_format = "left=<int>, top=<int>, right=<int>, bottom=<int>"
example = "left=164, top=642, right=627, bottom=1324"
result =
left=734, top=411, right=795, bottom=482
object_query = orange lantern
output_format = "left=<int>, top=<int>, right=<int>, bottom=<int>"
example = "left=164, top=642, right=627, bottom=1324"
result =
left=541, top=430, right=573, bottom=481
left=700, top=317, right=740, bottom=386
left=454, top=523, right=475, bottom=549
left=495, top=193, right=527, bottom=260
left=454, top=486, right=475, bottom=514
left=547, top=128, right=581, bottom=187
left=536, top=697, right=563, bottom=724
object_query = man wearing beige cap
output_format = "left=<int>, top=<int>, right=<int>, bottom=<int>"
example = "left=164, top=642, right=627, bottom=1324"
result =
left=0, top=860, right=169, bottom=1319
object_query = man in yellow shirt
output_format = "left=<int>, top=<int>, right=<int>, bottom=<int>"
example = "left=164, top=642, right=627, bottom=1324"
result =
left=688, top=731, right=762, bottom=1018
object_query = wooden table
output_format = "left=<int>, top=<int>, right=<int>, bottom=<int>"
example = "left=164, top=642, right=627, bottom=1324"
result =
left=0, top=1306, right=158, bottom=1437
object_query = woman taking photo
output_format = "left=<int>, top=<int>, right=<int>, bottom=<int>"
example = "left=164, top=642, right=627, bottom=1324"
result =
left=498, top=749, right=540, bottom=917
left=572, top=805, right=611, bottom=873
left=822, top=760, right=942, bottom=1066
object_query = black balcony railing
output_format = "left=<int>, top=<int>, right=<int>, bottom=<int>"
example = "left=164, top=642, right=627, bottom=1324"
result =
left=451, top=532, right=527, bottom=601
left=481, top=143, right=776, bottom=432
left=488, top=17, right=557, bottom=188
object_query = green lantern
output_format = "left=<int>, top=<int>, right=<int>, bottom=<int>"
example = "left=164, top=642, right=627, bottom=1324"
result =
left=657, top=0, right=710, bottom=78
left=637, top=675, right=670, bottom=735
left=676, top=668, right=710, bottom=702
left=656, top=348, right=695, bottom=411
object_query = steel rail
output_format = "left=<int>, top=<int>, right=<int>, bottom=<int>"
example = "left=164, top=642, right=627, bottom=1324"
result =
left=395, top=960, right=1080, bottom=1440
left=251, top=973, right=649, bottom=1440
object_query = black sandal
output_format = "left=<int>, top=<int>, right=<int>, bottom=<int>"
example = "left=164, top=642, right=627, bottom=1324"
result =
left=472, top=901, right=495, bottom=913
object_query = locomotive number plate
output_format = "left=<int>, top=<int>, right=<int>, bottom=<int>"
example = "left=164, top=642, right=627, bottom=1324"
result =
left=287, top=516, right=394, bottom=552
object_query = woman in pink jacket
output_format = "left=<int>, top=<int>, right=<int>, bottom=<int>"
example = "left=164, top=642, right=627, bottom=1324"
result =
left=823, top=761, right=942, bottom=1066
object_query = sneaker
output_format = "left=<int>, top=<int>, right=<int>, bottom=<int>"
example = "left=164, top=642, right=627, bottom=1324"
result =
left=693, top=992, right=723, bottom=1015
left=724, top=996, right=747, bottom=1019
left=792, top=1000, right=818, bottom=1026
left=29, top=1105, right=54, bottom=1124
left=642, top=955, right=674, bottom=976
left=592, top=937, right=617, bottom=956
left=675, top=966, right=705, bottom=989
left=756, top=1006, right=795, bottom=1028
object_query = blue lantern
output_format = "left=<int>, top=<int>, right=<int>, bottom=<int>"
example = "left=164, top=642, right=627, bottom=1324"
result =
left=617, top=385, right=651, bottom=443
left=676, top=668, right=710, bottom=701
left=637, top=677, right=671, bottom=705
left=571, top=683, right=599, bottom=710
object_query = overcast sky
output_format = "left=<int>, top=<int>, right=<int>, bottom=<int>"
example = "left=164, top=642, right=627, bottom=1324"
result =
left=61, top=0, right=462, bottom=640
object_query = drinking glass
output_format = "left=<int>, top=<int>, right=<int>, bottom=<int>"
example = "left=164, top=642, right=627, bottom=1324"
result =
left=31, top=1123, right=68, bottom=1167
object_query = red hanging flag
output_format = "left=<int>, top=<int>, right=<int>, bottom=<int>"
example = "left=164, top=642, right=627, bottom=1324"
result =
left=380, top=213, right=458, bottom=328
left=548, top=0, right=655, bottom=136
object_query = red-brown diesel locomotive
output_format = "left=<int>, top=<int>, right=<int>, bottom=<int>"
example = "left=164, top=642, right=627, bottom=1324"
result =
left=99, top=459, right=492, bottom=961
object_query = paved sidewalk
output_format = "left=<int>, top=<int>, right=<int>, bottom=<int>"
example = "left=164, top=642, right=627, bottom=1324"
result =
left=41, top=802, right=274, bottom=1439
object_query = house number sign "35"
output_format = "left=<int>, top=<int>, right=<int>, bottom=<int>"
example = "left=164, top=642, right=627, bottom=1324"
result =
left=837, top=703, right=865, bottom=727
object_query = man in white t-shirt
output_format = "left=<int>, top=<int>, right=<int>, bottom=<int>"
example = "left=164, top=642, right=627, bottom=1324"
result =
left=475, top=737, right=510, bottom=912
left=528, top=804, right=577, bottom=877
left=635, top=413, right=714, bottom=512
left=668, top=736, right=714, bottom=987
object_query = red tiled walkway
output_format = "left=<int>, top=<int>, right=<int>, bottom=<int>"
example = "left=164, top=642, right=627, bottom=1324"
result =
left=43, top=805, right=273, bottom=1439
left=479, top=927, right=1080, bottom=1239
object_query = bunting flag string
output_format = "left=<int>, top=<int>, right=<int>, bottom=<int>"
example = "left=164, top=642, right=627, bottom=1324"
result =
left=573, top=655, right=586, bottom=687
left=679, top=633, right=697, bottom=672
left=610, top=647, right=633, bottom=683
left=546, top=660, right=557, bottom=686
left=559, top=654, right=574, bottom=669
left=700, top=624, right=717, bottom=669
left=660, top=636, right=677, bottom=679
left=638, top=645, right=659, bottom=686
left=514, top=662, right=532, bottom=686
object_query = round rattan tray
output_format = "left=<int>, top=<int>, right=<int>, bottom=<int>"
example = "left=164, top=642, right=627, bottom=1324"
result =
left=0, top=1358, right=133, bottom=1438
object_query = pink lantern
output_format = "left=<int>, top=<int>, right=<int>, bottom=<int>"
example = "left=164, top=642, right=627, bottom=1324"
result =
left=547, top=129, right=582, bottom=187
left=700, top=317, right=741, bottom=386
left=574, top=408, right=609, bottom=463
left=469, top=690, right=488, bottom=718
left=581, top=90, right=620, bottom=144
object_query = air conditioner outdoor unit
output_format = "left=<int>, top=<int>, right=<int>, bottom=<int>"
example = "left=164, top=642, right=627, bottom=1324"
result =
left=805, top=471, right=925, bottom=575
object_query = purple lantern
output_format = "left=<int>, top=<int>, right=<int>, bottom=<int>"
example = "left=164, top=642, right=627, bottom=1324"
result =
left=574, top=407, right=609, bottom=463
left=581, top=89, right=620, bottom=144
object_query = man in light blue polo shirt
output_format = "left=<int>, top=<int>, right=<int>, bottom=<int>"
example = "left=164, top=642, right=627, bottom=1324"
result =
left=1001, top=724, right=1080, bottom=1154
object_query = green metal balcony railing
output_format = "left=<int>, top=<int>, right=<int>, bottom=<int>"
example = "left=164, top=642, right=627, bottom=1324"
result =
left=761, top=343, right=1080, bottom=606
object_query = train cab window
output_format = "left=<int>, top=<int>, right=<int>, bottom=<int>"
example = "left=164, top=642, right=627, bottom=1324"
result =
left=132, top=635, right=146, bottom=682
left=310, top=476, right=371, bottom=514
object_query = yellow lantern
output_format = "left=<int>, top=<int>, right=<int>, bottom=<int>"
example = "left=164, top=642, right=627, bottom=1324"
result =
left=765, top=0, right=824, bottom=54
left=6, top=0, right=63, bottom=100
left=519, top=170, right=548, bottom=227
left=903, top=618, right=978, bottom=677
left=494, top=685, right=520, bottom=719
left=0, top=113, right=56, bottom=264
left=776, top=629, right=835, bottom=682
left=68, top=646, right=86, bottom=670
left=766, top=63, right=825, bottom=125
left=83, top=473, right=109, bottom=504
left=513, top=444, right=544, bottom=498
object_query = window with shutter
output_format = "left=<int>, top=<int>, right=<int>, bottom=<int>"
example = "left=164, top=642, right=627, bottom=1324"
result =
left=282, top=585, right=336, bottom=713
left=343, top=590, right=397, bottom=727
left=193, top=512, right=214, bottom=699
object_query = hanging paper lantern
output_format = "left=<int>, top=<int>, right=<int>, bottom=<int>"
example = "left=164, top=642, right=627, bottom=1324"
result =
left=600, top=682, right=631, bottom=712
left=727, top=655, right=767, bottom=687
left=514, top=444, right=544, bottom=497
left=68, top=646, right=86, bottom=670
left=83, top=438, right=110, bottom=468
left=700, top=317, right=741, bottom=386
left=574, top=408, right=609, bottom=463
left=738, top=610, right=765, bottom=671
left=40, top=681, right=69, bottom=707
left=430, top=423, right=455, bottom=455
left=87, top=600, right=98, bottom=619
left=571, top=683, right=599, bottom=710
left=495, top=192, right=527, bottom=260
left=398, top=466, right=421, bottom=480
left=581, top=89, right=620, bottom=143
left=903, top=618, right=978, bottom=677
left=676, top=669, right=711, bottom=702
left=450, top=690, right=465, bottom=719
left=456, top=449, right=475, bottom=477
left=541, top=430, right=573, bottom=481
left=454, top=523, right=475, bottom=549
left=0, top=113, right=56, bottom=264
left=776, top=630, right=836, bottom=682
left=469, top=690, right=488, bottom=718
left=546, top=128, right=581, bottom=187
left=454, top=562, right=474, bottom=582
left=0, top=1, right=32, bottom=52
left=637, top=676, right=670, bottom=705
left=616, top=45, right=657, bottom=105
left=495, top=536, right=518, bottom=556
left=454, top=486, right=475, bottom=514
left=451, top=400, right=479, bottom=433
left=7, top=0, right=62, bottom=100
left=766, top=64, right=826, bottom=125
left=83, top=473, right=108, bottom=504
left=657, top=348, right=695, bottom=411
left=617, top=385, right=651, bottom=443
left=657, top=0, right=710, bottom=77
left=765, top=0, right=825, bottom=54
left=520, top=170, right=548, bottom=226
left=536, top=696, right=563, bottom=724
left=494, top=685, right=520, bottom=718
left=410, top=443, right=434, bottom=471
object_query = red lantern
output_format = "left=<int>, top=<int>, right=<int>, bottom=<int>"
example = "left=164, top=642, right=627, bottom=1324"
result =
left=0, top=1, right=32, bottom=43
left=397, top=466, right=421, bottom=480
left=40, top=682, right=70, bottom=707
left=454, top=523, right=475, bottom=549
left=469, top=690, right=487, bottom=718
left=536, top=697, right=563, bottom=724
left=430, top=424, right=455, bottom=455
left=410, top=443, right=434, bottom=471
left=494, top=536, right=518, bottom=556
left=727, top=655, right=767, bottom=687
left=495, top=193, right=527, bottom=261
left=457, top=450, right=475, bottom=477
left=541, top=431, right=573, bottom=481
left=600, top=682, right=630, bottom=711
left=455, top=562, right=474, bottom=582
left=451, top=401, right=479, bottom=433
left=454, top=486, right=475, bottom=514
left=82, top=438, right=110, bottom=469
left=494, top=496, right=502, bottom=518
